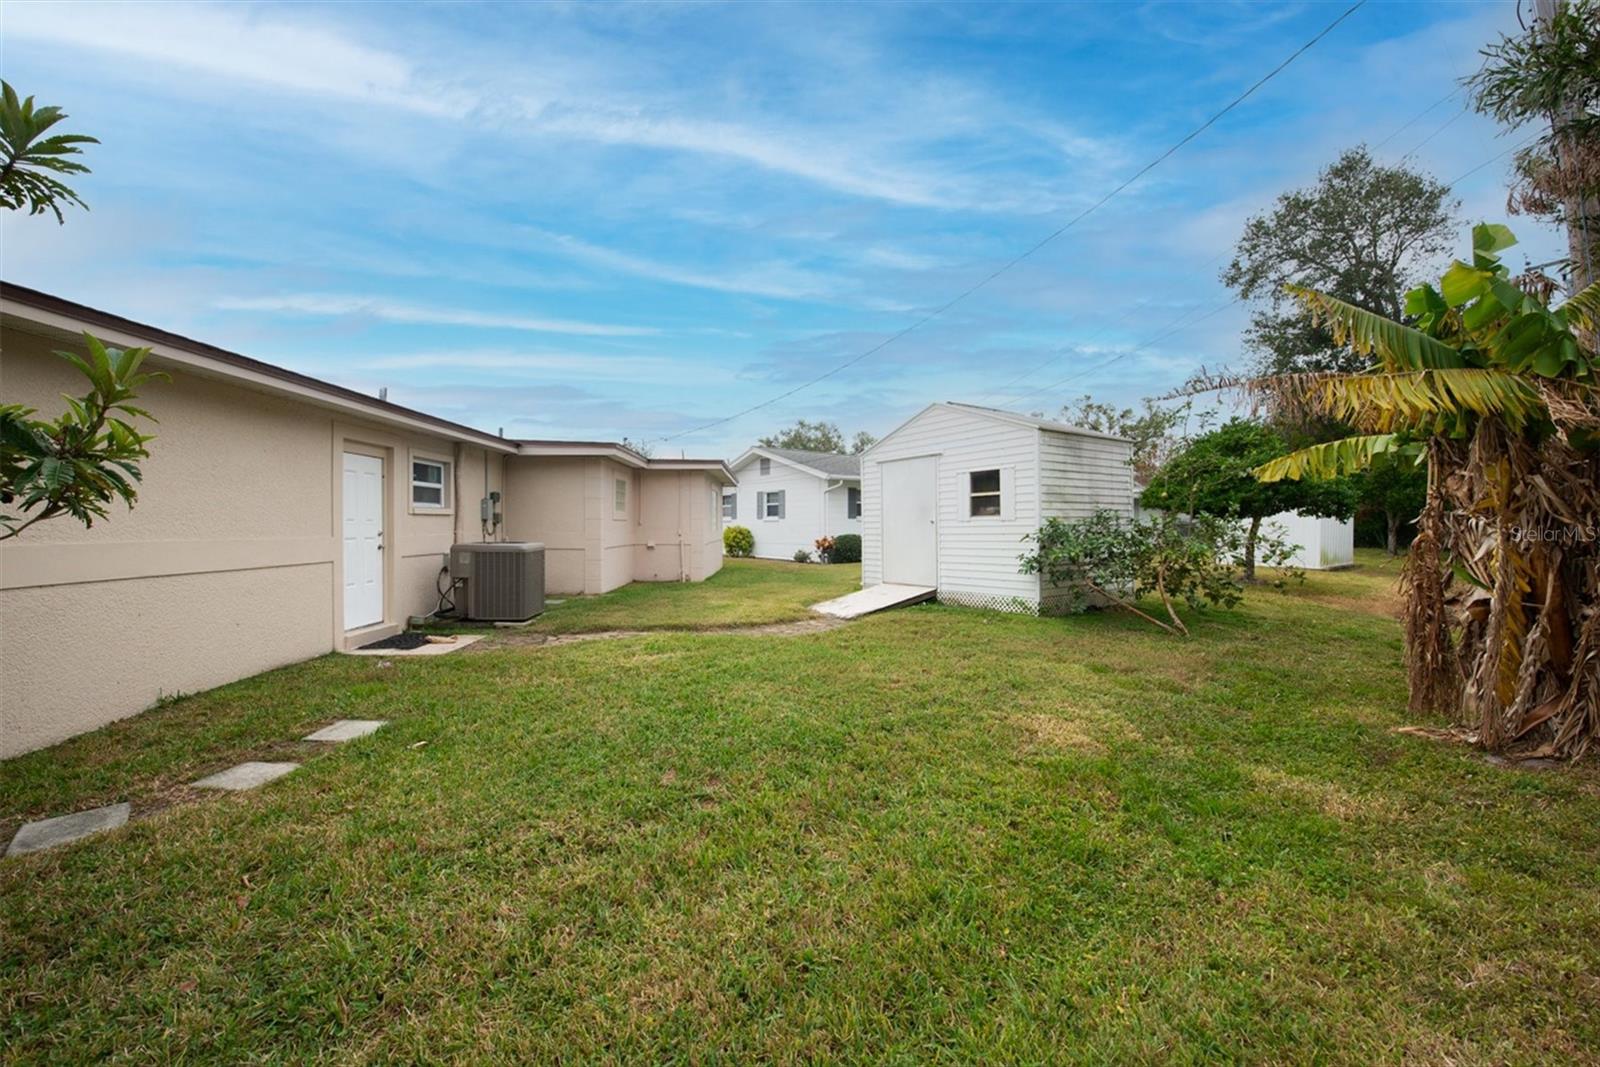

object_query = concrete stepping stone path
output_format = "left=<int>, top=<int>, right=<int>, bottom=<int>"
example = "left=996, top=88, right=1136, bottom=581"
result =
left=303, top=719, right=388, bottom=743
left=6, top=802, right=131, bottom=857
left=192, top=761, right=299, bottom=791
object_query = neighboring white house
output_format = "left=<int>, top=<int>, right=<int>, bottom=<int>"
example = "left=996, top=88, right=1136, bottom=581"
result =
left=725, top=446, right=861, bottom=560
left=1261, top=511, right=1355, bottom=569
left=860, top=402, right=1135, bottom=613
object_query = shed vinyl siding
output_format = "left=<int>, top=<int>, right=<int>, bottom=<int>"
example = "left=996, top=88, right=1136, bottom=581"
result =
left=862, top=405, right=1041, bottom=610
left=1037, top=428, right=1136, bottom=612
left=729, top=454, right=825, bottom=560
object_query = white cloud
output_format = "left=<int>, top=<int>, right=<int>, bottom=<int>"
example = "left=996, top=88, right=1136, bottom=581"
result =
left=214, top=294, right=659, bottom=336
left=532, top=230, right=837, bottom=300
left=4, top=1, right=467, bottom=116
left=348, top=349, right=716, bottom=381
left=525, top=104, right=956, bottom=209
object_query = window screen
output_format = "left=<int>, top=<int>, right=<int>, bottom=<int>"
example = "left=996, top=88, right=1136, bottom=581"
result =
left=760, top=457, right=771, bottom=475
left=847, top=486, right=861, bottom=519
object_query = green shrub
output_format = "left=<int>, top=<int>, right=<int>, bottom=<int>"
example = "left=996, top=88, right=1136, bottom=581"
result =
left=723, top=525, right=754, bottom=557
left=793, top=549, right=811, bottom=563
left=830, top=533, right=861, bottom=563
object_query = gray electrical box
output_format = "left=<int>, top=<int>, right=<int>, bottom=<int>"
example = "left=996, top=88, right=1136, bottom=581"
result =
left=450, top=542, right=545, bottom=621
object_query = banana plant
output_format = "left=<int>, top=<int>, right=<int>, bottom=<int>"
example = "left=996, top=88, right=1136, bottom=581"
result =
left=1246, top=224, right=1600, bottom=759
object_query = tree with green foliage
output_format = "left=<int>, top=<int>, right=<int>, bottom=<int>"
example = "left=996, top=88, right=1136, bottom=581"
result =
left=1223, top=147, right=1457, bottom=377
left=1248, top=223, right=1600, bottom=758
left=2, top=336, right=166, bottom=540
left=0, top=81, right=98, bottom=222
left=760, top=419, right=876, bottom=454
left=1141, top=419, right=1356, bottom=581
left=1467, top=0, right=1599, bottom=289
left=1019, top=509, right=1300, bottom=637
left=1355, top=450, right=1427, bottom=556
left=1, top=83, right=166, bottom=541
left=1056, top=394, right=1198, bottom=484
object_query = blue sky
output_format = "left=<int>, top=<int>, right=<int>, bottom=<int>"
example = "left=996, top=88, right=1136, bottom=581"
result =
left=1, top=1, right=1563, bottom=457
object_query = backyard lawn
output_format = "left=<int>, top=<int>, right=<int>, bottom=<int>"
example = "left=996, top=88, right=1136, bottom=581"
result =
left=4, top=552, right=1599, bottom=1063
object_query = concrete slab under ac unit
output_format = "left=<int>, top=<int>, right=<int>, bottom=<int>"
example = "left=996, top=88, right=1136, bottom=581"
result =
left=811, top=583, right=936, bottom=620
left=5, top=802, right=131, bottom=858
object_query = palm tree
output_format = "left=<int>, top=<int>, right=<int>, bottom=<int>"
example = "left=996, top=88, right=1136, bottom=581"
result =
left=1244, top=224, right=1600, bottom=759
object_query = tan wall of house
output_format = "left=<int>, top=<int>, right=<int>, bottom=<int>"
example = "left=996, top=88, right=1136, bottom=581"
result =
left=502, top=458, right=724, bottom=595
left=0, top=327, right=501, bottom=757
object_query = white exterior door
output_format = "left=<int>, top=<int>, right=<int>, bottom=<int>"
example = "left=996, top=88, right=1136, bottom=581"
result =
left=342, top=452, right=384, bottom=630
left=881, top=455, right=937, bottom=586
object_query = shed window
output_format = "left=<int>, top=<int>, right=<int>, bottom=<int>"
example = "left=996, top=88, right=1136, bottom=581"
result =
left=614, top=477, right=628, bottom=515
left=761, top=490, right=785, bottom=519
left=969, top=469, right=1001, bottom=516
left=723, top=492, right=737, bottom=521
left=847, top=487, right=861, bottom=519
left=411, top=458, right=449, bottom=509
left=760, top=457, right=771, bottom=476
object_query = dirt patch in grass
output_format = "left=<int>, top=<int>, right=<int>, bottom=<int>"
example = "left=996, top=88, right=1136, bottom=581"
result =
left=1247, top=764, right=1396, bottom=820
left=1010, top=711, right=1141, bottom=755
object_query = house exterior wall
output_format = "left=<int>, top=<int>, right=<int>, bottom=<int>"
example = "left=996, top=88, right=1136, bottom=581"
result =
left=727, top=456, right=827, bottom=561
left=503, top=458, right=725, bottom=595
left=0, top=326, right=500, bottom=757
left=823, top=484, right=861, bottom=541
left=501, top=456, right=590, bottom=595
left=862, top=405, right=1042, bottom=611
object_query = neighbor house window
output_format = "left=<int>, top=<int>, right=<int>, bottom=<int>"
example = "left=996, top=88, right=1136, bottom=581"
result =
left=614, top=477, right=628, bottom=515
left=760, top=457, right=771, bottom=476
left=847, top=486, right=861, bottom=519
left=761, top=490, right=784, bottom=519
left=969, top=469, right=1001, bottom=516
left=723, top=492, right=737, bottom=521
left=411, top=456, right=450, bottom=510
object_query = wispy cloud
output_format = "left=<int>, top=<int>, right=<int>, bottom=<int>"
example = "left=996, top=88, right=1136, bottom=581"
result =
left=4, top=1, right=468, bottom=116
left=532, top=230, right=838, bottom=301
left=215, top=294, right=659, bottom=337
left=348, top=349, right=713, bottom=381
left=524, top=105, right=957, bottom=209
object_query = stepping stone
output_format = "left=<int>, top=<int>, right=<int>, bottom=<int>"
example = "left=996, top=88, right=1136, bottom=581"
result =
left=303, top=719, right=387, bottom=743
left=192, top=761, right=299, bottom=791
left=6, top=802, right=130, bottom=858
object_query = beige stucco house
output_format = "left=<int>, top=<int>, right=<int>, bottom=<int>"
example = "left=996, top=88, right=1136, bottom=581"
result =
left=0, top=285, right=732, bottom=758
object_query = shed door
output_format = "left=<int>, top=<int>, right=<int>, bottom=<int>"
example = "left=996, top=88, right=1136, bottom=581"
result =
left=342, top=452, right=384, bottom=630
left=880, top=455, right=937, bottom=586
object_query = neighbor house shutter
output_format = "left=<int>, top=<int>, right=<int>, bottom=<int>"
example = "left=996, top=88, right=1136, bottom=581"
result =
left=730, top=493, right=737, bottom=520
left=757, top=491, right=766, bottom=517
left=776, top=491, right=786, bottom=519
left=1000, top=466, right=1016, bottom=521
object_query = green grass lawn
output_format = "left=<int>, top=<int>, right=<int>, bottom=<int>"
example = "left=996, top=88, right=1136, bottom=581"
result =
left=528, top=557, right=862, bottom=634
left=4, top=552, right=1599, bottom=1063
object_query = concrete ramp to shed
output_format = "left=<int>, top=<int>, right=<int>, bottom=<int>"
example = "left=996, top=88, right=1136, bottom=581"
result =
left=812, top=584, right=936, bottom=620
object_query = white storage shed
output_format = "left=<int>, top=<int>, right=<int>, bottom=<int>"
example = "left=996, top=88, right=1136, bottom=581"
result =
left=860, top=402, right=1135, bottom=614
left=1260, top=511, right=1355, bottom=570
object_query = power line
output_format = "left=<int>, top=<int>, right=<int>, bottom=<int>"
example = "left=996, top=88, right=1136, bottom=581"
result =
left=979, top=81, right=1493, bottom=408
left=647, top=0, right=1370, bottom=445
left=993, top=139, right=1543, bottom=412
left=1372, top=86, right=1463, bottom=150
